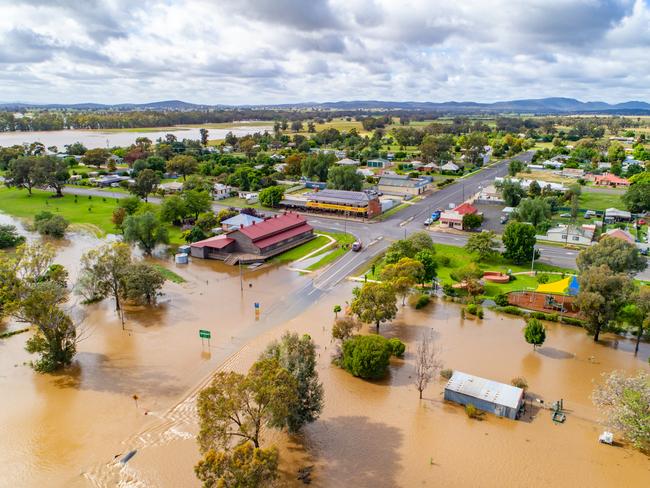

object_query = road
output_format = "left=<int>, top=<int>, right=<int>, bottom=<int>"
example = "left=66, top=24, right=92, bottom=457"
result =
left=59, top=150, right=650, bottom=283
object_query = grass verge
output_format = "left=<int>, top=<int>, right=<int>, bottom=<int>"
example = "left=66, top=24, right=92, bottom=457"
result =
left=152, top=263, right=186, bottom=283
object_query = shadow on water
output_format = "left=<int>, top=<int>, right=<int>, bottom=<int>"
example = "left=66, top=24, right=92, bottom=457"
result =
left=313, top=416, right=403, bottom=488
left=48, top=353, right=185, bottom=398
left=537, top=346, right=575, bottom=360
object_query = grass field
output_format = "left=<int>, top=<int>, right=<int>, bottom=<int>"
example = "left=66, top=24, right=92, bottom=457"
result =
left=151, top=263, right=186, bottom=283
left=578, top=191, right=624, bottom=211
left=0, top=187, right=184, bottom=244
left=271, top=235, right=330, bottom=263
left=363, top=243, right=573, bottom=297
left=304, top=231, right=355, bottom=271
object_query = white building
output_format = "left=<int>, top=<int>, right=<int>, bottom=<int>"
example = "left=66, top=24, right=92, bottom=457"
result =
left=213, top=183, right=232, bottom=200
left=537, top=224, right=595, bottom=246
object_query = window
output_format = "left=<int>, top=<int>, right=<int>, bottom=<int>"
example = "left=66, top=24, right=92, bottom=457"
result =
left=572, top=236, right=580, bottom=241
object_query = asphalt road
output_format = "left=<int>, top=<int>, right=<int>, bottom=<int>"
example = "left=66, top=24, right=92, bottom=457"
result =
left=59, top=150, right=650, bottom=283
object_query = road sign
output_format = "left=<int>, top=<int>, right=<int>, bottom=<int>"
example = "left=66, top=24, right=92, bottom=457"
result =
left=254, top=302, right=260, bottom=309
left=199, top=329, right=211, bottom=339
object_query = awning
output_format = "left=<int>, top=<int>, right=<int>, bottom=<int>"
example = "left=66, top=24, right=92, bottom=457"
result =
left=535, top=275, right=579, bottom=296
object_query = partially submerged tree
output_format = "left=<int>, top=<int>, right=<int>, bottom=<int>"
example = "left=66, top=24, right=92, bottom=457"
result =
left=414, top=328, right=443, bottom=400
left=195, top=442, right=279, bottom=488
left=77, top=242, right=132, bottom=311
left=261, top=332, right=323, bottom=433
left=123, top=211, right=169, bottom=255
left=332, top=316, right=361, bottom=343
left=350, top=282, right=398, bottom=333
left=124, top=263, right=165, bottom=306
left=523, top=318, right=546, bottom=350
left=197, top=358, right=297, bottom=451
left=592, top=370, right=650, bottom=453
left=381, top=257, right=424, bottom=305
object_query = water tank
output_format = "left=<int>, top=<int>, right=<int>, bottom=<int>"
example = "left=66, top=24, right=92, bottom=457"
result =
left=175, top=253, right=189, bottom=264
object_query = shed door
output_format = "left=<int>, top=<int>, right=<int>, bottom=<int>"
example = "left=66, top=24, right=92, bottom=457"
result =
left=495, top=405, right=505, bottom=417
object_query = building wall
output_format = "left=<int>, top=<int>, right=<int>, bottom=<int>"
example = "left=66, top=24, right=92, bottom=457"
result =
left=367, top=198, right=381, bottom=217
left=444, top=389, right=519, bottom=419
left=540, top=232, right=592, bottom=245
left=258, top=229, right=314, bottom=255
left=378, top=184, right=424, bottom=196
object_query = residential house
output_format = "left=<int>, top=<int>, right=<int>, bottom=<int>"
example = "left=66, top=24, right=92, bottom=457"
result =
left=422, top=162, right=440, bottom=172
left=213, top=183, right=232, bottom=200
left=356, top=168, right=374, bottom=177
left=191, top=213, right=314, bottom=263
left=440, top=202, right=479, bottom=230
left=367, top=158, right=391, bottom=169
left=597, top=162, right=612, bottom=171
left=440, top=162, right=460, bottom=173
left=602, top=228, right=635, bottom=244
left=336, top=158, right=361, bottom=166
left=561, top=168, right=585, bottom=178
left=377, top=175, right=431, bottom=196
left=594, top=173, right=630, bottom=188
left=409, top=160, right=424, bottom=170
left=537, top=224, right=595, bottom=246
left=221, top=213, right=264, bottom=231
left=159, top=181, right=184, bottom=193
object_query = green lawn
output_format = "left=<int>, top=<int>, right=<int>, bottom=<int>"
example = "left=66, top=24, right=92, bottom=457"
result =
left=271, top=235, right=330, bottom=263
left=152, top=263, right=186, bottom=283
left=364, top=243, right=574, bottom=297
left=217, top=196, right=266, bottom=210
left=0, top=187, right=184, bottom=244
left=305, top=231, right=355, bottom=271
left=578, top=191, right=624, bottom=211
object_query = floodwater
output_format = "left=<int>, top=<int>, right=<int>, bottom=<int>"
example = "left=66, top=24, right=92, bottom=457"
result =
left=0, top=125, right=270, bottom=149
left=1, top=211, right=649, bottom=487
left=0, top=213, right=312, bottom=488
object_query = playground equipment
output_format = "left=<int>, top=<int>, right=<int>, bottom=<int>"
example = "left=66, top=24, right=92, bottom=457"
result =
left=544, top=295, right=566, bottom=312
left=551, top=399, right=566, bottom=424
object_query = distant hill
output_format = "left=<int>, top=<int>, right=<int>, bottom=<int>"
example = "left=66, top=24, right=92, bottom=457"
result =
left=1, top=97, right=650, bottom=114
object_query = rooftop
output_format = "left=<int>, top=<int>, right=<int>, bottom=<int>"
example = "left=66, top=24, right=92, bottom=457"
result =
left=237, top=212, right=311, bottom=241
left=191, top=235, right=235, bottom=249
left=454, top=202, right=478, bottom=215
left=221, top=213, right=264, bottom=227
left=445, top=371, right=523, bottom=409
left=378, top=174, right=429, bottom=188
left=307, top=189, right=374, bottom=204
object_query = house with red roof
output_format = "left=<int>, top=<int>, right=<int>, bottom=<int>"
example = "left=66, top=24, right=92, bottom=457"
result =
left=602, top=228, right=635, bottom=244
left=440, top=202, right=479, bottom=230
left=190, top=212, right=314, bottom=263
left=593, top=173, right=630, bottom=188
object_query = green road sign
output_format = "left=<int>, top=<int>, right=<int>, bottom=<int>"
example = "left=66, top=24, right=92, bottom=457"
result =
left=199, top=329, right=211, bottom=339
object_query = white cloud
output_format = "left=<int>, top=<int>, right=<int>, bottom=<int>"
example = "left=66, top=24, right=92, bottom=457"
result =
left=0, top=0, right=647, bottom=104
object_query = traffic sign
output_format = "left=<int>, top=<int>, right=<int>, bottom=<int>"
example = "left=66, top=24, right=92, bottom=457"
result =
left=199, top=329, right=211, bottom=339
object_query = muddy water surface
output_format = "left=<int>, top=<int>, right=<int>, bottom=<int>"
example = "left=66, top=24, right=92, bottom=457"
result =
left=117, top=283, right=650, bottom=488
left=0, top=216, right=311, bottom=487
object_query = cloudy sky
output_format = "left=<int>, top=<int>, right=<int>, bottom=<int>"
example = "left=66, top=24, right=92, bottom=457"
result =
left=1, top=0, right=649, bottom=104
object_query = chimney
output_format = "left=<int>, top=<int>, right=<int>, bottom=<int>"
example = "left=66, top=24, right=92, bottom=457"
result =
left=252, top=221, right=255, bottom=225
left=240, top=224, right=243, bottom=229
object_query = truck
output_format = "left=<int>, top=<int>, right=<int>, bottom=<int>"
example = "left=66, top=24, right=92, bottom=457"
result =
left=425, top=210, right=442, bottom=226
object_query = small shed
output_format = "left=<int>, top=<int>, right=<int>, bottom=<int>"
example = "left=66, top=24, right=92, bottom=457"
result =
left=444, top=371, right=524, bottom=419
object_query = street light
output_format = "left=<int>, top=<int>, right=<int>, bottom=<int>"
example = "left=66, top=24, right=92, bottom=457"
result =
left=530, top=245, right=537, bottom=274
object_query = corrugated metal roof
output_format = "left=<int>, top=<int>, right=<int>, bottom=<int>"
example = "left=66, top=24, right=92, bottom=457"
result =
left=191, top=236, right=234, bottom=249
left=254, top=223, right=312, bottom=249
left=378, top=175, right=428, bottom=188
left=445, top=371, right=523, bottom=409
left=307, top=189, right=372, bottom=204
left=221, top=214, right=264, bottom=227
left=238, top=213, right=310, bottom=241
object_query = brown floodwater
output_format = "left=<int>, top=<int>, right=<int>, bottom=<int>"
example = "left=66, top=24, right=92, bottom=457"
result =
left=0, top=214, right=312, bottom=488
left=1, top=212, right=649, bottom=488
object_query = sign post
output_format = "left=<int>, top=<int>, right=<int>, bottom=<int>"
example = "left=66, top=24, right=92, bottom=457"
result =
left=254, top=302, right=260, bottom=321
left=199, top=329, right=211, bottom=348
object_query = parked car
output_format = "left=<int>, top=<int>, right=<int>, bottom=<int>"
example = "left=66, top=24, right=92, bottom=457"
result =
left=431, top=209, right=441, bottom=221
left=352, top=241, right=362, bottom=252
left=560, top=213, right=571, bottom=218
left=424, top=218, right=433, bottom=226
left=500, top=215, right=509, bottom=224
left=584, top=210, right=596, bottom=219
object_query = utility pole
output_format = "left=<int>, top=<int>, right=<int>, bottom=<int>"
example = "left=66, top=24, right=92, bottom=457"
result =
left=530, top=246, right=537, bottom=275
left=239, top=259, right=243, bottom=292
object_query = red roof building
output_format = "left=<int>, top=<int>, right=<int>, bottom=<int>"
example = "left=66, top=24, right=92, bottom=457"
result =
left=439, top=202, right=479, bottom=230
left=602, top=228, right=635, bottom=244
left=190, top=212, right=314, bottom=263
left=594, top=173, right=630, bottom=187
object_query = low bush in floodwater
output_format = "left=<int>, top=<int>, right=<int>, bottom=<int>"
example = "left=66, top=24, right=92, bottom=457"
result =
left=511, top=377, right=528, bottom=390
left=440, top=368, right=453, bottom=380
left=465, top=404, right=483, bottom=419
left=388, top=338, right=406, bottom=357
left=408, top=293, right=430, bottom=309
left=341, top=335, right=404, bottom=379
left=494, top=293, right=509, bottom=306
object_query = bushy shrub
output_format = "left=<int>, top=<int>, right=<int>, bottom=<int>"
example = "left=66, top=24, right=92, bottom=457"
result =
left=560, top=316, right=585, bottom=327
left=341, top=335, right=392, bottom=379
left=408, top=293, right=430, bottom=309
left=511, top=377, right=528, bottom=390
left=465, top=404, right=482, bottom=419
left=34, top=211, right=69, bottom=238
left=387, top=338, right=406, bottom=357
left=537, top=273, right=551, bottom=284
left=437, top=255, right=451, bottom=267
left=477, top=308, right=484, bottom=319
left=440, top=368, right=453, bottom=380
left=442, top=283, right=456, bottom=296
left=494, top=294, right=509, bottom=306
left=466, top=303, right=478, bottom=315
left=494, top=305, right=527, bottom=316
